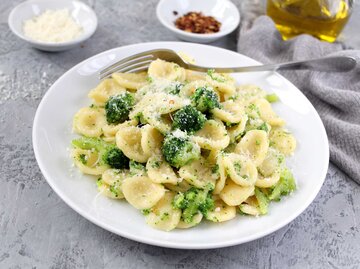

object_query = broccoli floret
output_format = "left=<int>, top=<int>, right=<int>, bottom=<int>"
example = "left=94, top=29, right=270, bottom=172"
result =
left=164, top=82, right=184, bottom=95
left=105, top=92, right=134, bottom=124
left=104, top=147, right=129, bottom=169
left=162, top=131, right=201, bottom=168
left=268, top=169, right=296, bottom=201
left=191, top=86, right=220, bottom=113
left=72, top=137, right=129, bottom=169
left=172, top=105, right=206, bottom=133
left=173, top=186, right=214, bottom=223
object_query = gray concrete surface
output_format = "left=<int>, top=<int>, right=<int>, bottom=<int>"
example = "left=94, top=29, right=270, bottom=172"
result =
left=1, top=0, right=359, bottom=268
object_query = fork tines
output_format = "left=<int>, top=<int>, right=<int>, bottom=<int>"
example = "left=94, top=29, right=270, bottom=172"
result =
left=99, top=52, right=156, bottom=80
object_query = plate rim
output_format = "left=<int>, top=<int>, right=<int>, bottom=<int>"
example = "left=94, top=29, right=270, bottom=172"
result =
left=32, top=41, right=329, bottom=249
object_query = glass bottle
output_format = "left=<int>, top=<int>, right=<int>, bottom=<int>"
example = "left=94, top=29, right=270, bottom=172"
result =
left=267, top=0, right=353, bottom=42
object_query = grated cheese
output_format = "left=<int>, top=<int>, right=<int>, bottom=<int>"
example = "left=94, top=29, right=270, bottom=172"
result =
left=172, top=129, right=187, bottom=139
left=23, top=9, right=83, bottom=43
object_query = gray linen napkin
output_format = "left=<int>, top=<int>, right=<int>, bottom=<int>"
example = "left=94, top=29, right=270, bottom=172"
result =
left=237, top=16, right=360, bottom=184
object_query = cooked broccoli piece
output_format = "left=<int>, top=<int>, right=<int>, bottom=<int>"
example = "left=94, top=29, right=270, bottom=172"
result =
left=268, top=169, right=296, bottom=201
left=172, top=105, right=206, bottom=133
left=265, top=93, right=279, bottom=103
left=255, top=188, right=269, bottom=215
left=129, top=160, right=146, bottom=175
left=162, top=131, right=201, bottom=168
left=105, top=92, right=134, bottom=124
left=133, top=112, right=148, bottom=127
left=207, top=69, right=226, bottom=83
left=257, top=122, right=269, bottom=132
left=72, top=137, right=129, bottom=169
left=141, top=208, right=151, bottom=215
left=173, top=186, right=214, bottom=223
left=191, top=86, right=220, bottom=113
left=96, top=177, right=103, bottom=187
left=164, top=82, right=184, bottom=95
left=105, top=147, right=129, bottom=169
left=78, top=154, right=87, bottom=164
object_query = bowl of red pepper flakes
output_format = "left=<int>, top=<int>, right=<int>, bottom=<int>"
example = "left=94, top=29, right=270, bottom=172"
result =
left=156, top=0, right=240, bottom=43
left=175, top=12, right=221, bottom=34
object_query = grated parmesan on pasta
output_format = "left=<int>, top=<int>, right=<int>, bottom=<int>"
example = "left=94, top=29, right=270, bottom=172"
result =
left=70, top=58, right=298, bottom=231
left=23, top=9, right=83, bottom=43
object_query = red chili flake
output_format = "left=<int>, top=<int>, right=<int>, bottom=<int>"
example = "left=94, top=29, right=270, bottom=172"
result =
left=174, top=12, right=221, bottom=34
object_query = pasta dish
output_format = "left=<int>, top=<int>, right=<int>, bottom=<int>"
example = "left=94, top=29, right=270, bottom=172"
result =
left=70, top=58, right=297, bottom=231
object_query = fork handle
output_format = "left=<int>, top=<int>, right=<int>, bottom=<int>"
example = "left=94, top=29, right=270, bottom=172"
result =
left=188, top=56, right=357, bottom=73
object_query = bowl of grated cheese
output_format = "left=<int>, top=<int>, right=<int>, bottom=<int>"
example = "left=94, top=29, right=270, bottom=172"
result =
left=8, top=0, right=97, bottom=52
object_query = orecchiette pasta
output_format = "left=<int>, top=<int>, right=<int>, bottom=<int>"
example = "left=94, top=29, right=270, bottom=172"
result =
left=212, top=100, right=245, bottom=124
left=258, top=147, right=284, bottom=177
left=255, top=171, right=281, bottom=188
left=220, top=180, right=255, bottom=206
left=112, top=72, right=148, bottom=90
left=88, top=78, right=126, bottom=105
left=116, top=124, right=150, bottom=163
left=71, top=148, right=108, bottom=175
left=222, top=153, right=258, bottom=186
left=206, top=71, right=236, bottom=95
left=206, top=197, right=237, bottom=222
left=177, top=212, right=203, bottom=229
left=180, top=80, right=208, bottom=97
left=254, top=99, right=285, bottom=127
left=213, top=154, right=227, bottom=194
left=192, top=120, right=230, bottom=150
left=122, top=175, right=165, bottom=209
left=97, top=169, right=129, bottom=199
left=141, top=125, right=163, bottom=155
left=164, top=179, right=191, bottom=193
left=71, top=57, right=297, bottom=231
left=270, top=128, right=297, bottom=156
left=73, top=107, right=106, bottom=137
left=145, top=192, right=182, bottom=231
left=239, top=203, right=261, bottom=216
left=148, top=59, right=186, bottom=82
left=235, top=130, right=269, bottom=166
left=227, top=84, right=266, bottom=103
left=179, top=157, right=218, bottom=189
left=146, top=155, right=180, bottom=184
left=227, top=114, right=248, bottom=143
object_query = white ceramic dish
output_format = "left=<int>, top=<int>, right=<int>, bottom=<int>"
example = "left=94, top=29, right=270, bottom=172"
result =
left=33, top=42, right=329, bottom=249
left=156, top=0, right=240, bottom=43
left=8, top=0, right=97, bottom=52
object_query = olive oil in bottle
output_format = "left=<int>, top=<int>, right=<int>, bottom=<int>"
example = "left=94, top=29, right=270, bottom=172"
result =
left=267, top=0, right=352, bottom=42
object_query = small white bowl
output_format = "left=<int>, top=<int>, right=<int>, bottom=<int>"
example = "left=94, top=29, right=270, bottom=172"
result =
left=156, top=0, right=240, bottom=43
left=8, top=0, right=97, bottom=52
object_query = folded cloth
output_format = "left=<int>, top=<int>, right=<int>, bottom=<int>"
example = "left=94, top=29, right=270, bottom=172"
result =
left=237, top=16, right=360, bottom=184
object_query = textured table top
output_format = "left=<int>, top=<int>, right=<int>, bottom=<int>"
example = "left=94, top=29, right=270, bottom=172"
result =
left=1, top=0, right=359, bottom=268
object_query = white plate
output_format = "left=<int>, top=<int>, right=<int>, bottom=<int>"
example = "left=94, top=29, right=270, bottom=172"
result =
left=33, top=42, right=329, bottom=249
left=8, top=0, right=97, bottom=52
left=156, top=0, right=240, bottom=43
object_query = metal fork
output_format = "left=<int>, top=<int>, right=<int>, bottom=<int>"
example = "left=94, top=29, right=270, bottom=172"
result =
left=99, top=48, right=357, bottom=80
